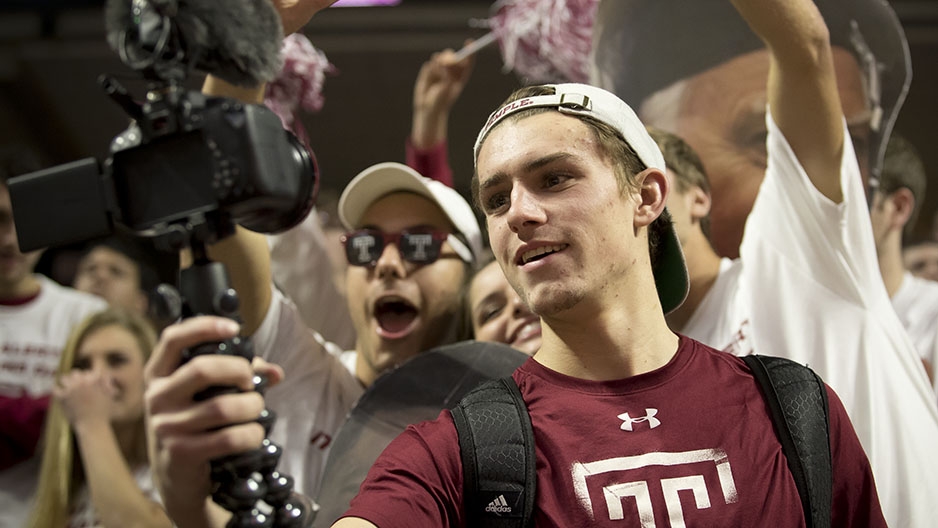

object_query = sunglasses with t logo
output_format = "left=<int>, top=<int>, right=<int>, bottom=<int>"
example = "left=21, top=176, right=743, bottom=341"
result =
left=341, top=229, right=472, bottom=267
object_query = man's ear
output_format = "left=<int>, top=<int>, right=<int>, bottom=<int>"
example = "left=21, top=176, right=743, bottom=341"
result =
left=891, top=187, right=915, bottom=230
left=687, top=185, right=711, bottom=223
left=635, top=168, right=668, bottom=228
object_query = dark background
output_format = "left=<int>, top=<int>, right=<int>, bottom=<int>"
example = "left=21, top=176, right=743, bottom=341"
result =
left=1, top=0, right=936, bottom=237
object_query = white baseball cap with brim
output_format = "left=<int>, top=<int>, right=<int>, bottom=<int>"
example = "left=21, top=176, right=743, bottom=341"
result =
left=472, top=83, right=689, bottom=314
left=339, top=162, right=484, bottom=269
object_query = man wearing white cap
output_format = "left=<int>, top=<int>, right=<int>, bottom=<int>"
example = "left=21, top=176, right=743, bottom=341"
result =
left=336, top=162, right=483, bottom=386
left=141, top=160, right=482, bottom=525
left=330, top=1, right=883, bottom=525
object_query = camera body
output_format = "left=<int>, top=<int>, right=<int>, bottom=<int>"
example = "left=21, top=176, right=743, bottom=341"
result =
left=9, top=0, right=313, bottom=252
left=109, top=88, right=316, bottom=236
left=10, top=86, right=315, bottom=252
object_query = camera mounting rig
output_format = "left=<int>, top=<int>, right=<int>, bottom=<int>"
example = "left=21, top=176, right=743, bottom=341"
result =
left=8, top=1, right=318, bottom=526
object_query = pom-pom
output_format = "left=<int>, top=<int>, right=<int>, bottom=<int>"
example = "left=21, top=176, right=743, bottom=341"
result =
left=488, top=0, right=599, bottom=84
left=263, top=34, right=338, bottom=147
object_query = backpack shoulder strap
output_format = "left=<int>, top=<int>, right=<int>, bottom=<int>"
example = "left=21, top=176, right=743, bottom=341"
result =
left=742, top=354, right=832, bottom=528
left=451, top=376, right=536, bottom=528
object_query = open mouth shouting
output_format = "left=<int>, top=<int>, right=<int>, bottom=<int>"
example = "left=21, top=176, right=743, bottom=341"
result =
left=373, top=295, right=420, bottom=340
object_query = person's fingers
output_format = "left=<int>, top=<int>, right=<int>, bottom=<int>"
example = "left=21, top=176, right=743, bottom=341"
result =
left=100, top=373, right=118, bottom=396
left=145, top=354, right=255, bottom=414
left=149, top=391, right=265, bottom=438
left=145, top=317, right=240, bottom=381
left=158, top=422, right=266, bottom=466
left=251, top=357, right=285, bottom=387
left=438, top=48, right=458, bottom=63
left=440, top=45, right=475, bottom=69
left=415, top=60, right=433, bottom=84
left=273, top=0, right=340, bottom=35
left=58, top=370, right=90, bottom=393
left=56, top=372, right=73, bottom=391
left=424, top=60, right=445, bottom=83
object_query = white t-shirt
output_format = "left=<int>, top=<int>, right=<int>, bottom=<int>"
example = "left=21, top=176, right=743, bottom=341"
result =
left=0, top=276, right=106, bottom=528
left=0, top=275, right=107, bottom=398
left=253, top=286, right=364, bottom=499
left=681, top=111, right=938, bottom=526
left=680, top=257, right=748, bottom=355
left=892, top=272, right=938, bottom=399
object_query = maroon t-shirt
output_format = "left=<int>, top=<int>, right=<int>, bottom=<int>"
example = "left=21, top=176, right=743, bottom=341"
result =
left=343, top=336, right=884, bottom=527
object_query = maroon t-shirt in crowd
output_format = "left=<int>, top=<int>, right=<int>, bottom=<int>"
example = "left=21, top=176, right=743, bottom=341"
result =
left=343, top=336, right=884, bottom=527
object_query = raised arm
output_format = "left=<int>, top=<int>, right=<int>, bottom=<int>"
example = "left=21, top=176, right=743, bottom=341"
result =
left=196, top=0, right=342, bottom=334
left=407, top=45, right=475, bottom=187
left=410, top=46, right=474, bottom=151
left=191, top=76, right=273, bottom=336
left=731, top=0, right=844, bottom=203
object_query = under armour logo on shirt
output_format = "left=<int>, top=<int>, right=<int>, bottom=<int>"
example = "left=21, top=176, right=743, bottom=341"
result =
left=618, top=408, right=661, bottom=431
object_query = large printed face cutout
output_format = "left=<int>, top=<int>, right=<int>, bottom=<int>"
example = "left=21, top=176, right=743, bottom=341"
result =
left=641, top=48, right=870, bottom=259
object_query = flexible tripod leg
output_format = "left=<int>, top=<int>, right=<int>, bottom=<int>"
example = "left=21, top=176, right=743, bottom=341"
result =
left=172, top=244, right=311, bottom=527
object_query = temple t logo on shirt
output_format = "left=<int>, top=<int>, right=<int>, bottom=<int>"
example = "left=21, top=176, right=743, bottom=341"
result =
left=618, top=408, right=660, bottom=431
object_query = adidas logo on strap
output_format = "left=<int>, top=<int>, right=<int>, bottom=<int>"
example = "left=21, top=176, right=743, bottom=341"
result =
left=485, top=494, right=513, bottom=514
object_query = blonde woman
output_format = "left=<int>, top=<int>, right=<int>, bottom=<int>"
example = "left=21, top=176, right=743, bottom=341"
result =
left=29, top=309, right=170, bottom=528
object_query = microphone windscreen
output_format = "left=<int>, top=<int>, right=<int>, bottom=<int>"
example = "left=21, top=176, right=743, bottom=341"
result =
left=105, top=0, right=284, bottom=87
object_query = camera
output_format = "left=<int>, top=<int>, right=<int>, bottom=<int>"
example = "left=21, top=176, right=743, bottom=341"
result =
left=6, top=1, right=317, bottom=525
left=7, top=0, right=316, bottom=253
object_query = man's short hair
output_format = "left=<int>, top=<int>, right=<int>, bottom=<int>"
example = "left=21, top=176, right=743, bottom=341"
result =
left=647, top=127, right=710, bottom=195
left=880, top=133, right=926, bottom=234
left=647, top=127, right=713, bottom=239
left=473, top=85, right=647, bottom=197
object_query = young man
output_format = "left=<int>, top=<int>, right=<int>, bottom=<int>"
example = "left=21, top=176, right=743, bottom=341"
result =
left=644, top=128, right=723, bottom=338
left=870, top=134, right=938, bottom=392
left=0, top=156, right=107, bottom=528
left=333, top=79, right=881, bottom=526
left=334, top=161, right=482, bottom=385
left=331, top=0, right=899, bottom=524
left=266, top=42, right=477, bottom=355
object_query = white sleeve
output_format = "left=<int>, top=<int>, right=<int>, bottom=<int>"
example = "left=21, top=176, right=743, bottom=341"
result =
left=267, top=210, right=357, bottom=351
left=251, top=285, right=364, bottom=498
left=739, top=110, right=938, bottom=526
left=742, top=110, right=882, bottom=309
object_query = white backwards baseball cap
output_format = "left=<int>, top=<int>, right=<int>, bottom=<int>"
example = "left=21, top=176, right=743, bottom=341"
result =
left=339, top=162, right=484, bottom=269
left=472, top=83, right=688, bottom=314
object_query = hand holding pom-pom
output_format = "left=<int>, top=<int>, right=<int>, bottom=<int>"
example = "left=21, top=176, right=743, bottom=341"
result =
left=264, top=34, right=337, bottom=149
left=488, top=0, right=599, bottom=84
